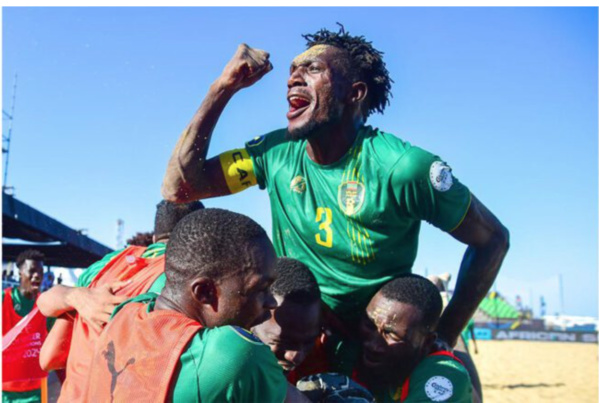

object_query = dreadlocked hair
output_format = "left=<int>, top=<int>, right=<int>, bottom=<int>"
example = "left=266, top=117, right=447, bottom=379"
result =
left=302, top=23, right=393, bottom=119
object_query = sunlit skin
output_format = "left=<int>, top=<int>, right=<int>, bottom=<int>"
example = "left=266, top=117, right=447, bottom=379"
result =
left=19, top=259, right=44, bottom=300
left=287, top=45, right=367, bottom=165
left=252, top=295, right=321, bottom=373
left=358, top=293, right=436, bottom=390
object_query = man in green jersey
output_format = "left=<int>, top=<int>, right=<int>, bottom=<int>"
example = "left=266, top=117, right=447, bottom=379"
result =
left=85, top=208, right=310, bottom=402
left=355, top=274, right=472, bottom=402
left=161, top=26, right=510, bottom=354
left=252, top=257, right=323, bottom=378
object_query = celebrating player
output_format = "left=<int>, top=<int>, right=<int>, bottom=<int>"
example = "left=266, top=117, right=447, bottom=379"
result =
left=82, top=208, right=310, bottom=402
left=2, top=249, right=51, bottom=403
left=161, top=26, right=509, bottom=356
left=37, top=200, right=203, bottom=402
left=354, top=274, right=472, bottom=402
left=252, top=257, right=324, bottom=380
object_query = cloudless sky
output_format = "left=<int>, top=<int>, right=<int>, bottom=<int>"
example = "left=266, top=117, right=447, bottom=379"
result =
left=3, top=7, right=597, bottom=317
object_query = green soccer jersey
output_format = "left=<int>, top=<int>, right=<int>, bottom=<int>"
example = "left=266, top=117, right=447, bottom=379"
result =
left=111, top=294, right=287, bottom=402
left=377, top=354, right=472, bottom=402
left=246, top=125, right=471, bottom=325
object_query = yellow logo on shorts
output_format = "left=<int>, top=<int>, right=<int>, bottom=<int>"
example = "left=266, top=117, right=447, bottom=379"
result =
left=338, top=181, right=365, bottom=216
left=290, top=176, right=307, bottom=194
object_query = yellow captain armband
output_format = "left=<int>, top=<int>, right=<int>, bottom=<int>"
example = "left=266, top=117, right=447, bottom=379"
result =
left=218, top=148, right=258, bottom=194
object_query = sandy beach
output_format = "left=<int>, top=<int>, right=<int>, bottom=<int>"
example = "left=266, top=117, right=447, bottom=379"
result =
left=471, top=340, right=598, bottom=402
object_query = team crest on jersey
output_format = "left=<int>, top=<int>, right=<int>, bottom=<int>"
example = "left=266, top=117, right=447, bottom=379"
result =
left=231, top=326, right=263, bottom=344
left=338, top=181, right=365, bottom=216
left=290, top=176, right=307, bottom=194
left=424, top=376, right=453, bottom=401
left=246, top=135, right=265, bottom=148
left=429, top=161, right=454, bottom=192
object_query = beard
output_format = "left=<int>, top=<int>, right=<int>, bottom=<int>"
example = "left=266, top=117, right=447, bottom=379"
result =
left=287, top=96, right=344, bottom=141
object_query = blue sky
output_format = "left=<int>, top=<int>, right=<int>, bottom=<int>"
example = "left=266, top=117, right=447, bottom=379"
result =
left=3, top=7, right=597, bottom=317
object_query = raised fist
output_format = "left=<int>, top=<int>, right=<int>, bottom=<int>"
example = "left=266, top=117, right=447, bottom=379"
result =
left=218, top=43, right=272, bottom=92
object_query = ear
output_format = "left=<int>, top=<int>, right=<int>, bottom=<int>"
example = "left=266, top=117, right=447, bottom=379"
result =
left=350, top=81, right=368, bottom=104
left=190, top=278, right=219, bottom=312
left=424, top=331, right=438, bottom=352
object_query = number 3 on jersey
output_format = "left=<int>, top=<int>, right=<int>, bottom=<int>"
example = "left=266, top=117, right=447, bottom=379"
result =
left=315, top=207, right=333, bottom=248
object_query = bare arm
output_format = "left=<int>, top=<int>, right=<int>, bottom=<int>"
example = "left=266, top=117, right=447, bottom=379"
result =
left=37, top=283, right=129, bottom=332
left=40, top=316, right=73, bottom=371
left=161, top=43, right=272, bottom=202
left=436, top=194, right=510, bottom=347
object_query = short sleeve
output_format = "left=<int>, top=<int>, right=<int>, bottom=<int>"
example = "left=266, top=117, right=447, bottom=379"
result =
left=390, top=147, right=471, bottom=232
left=76, top=248, right=124, bottom=287
left=245, top=134, right=269, bottom=189
left=404, top=358, right=472, bottom=402
left=175, top=326, right=287, bottom=403
left=244, top=129, right=289, bottom=191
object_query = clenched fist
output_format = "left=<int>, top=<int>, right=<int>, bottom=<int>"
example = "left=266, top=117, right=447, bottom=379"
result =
left=218, top=43, right=273, bottom=92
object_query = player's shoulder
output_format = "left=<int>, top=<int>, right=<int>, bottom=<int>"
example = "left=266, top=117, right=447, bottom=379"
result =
left=409, top=354, right=472, bottom=401
left=201, top=326, right=267, bottom=354
left=198, top=326, right=276, bottom=372
left=362, top=126, right=436, bottom=170
left=416, top=354, right=471, bottom=377
left=245, top=128, right=292, bottom=152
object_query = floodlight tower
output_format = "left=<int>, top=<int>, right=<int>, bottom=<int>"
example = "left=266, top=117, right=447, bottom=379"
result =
left=2, top=74, right=18, bottom=192
left=116, top=219, right=125, bottom=249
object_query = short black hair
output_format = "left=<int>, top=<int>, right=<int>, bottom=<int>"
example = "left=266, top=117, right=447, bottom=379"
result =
left=165, top=208, right=269, bottom=289
left=302, top=24, right=393, bottom=119
left=126, top=231, right=154, bottom=247
left=379, top=274, right=443, bottom=331
left=271, top=257, right=320, bottom=304
left=16, top=249, right=45, bottom=270
left=154, top=200, right=205, bottom=241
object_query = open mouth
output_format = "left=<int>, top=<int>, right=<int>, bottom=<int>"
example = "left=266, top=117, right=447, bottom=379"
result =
left=287, top=94, right=311, bottom=120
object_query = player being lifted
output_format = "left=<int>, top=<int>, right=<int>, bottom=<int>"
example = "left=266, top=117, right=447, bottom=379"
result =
left=161, top=26, right=509, bottom=357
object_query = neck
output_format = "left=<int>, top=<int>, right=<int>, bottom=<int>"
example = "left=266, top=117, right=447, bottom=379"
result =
left=306, top=120, right=362, bottom=165
left=155, top=288, right=204, bottom=326
left=19, top=285, right=36, bottom=300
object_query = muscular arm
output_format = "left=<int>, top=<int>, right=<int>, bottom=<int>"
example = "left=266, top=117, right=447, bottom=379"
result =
left=161, top=43, right=272, bottom=202
left=436, top=195, right=510, bottom=347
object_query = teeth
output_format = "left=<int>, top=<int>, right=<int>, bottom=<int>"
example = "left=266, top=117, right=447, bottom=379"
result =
left=289, top=96, right=308, bottom=102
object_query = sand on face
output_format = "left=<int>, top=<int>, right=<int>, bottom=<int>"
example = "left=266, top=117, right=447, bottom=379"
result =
left=470, top=340, right=598, bottom=403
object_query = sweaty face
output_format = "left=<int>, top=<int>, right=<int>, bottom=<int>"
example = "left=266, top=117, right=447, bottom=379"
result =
left=287, top=45, right=352, bottom=140
left=216, top=236, right=278, bottom=330
left=252, top=295, right=321, bottom=372
left=19, top=259, right=44, bottom=294
left=359, top=293, right=431, bottom=384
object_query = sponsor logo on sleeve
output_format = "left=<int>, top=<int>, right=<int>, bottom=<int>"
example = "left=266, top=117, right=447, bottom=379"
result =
left=246, top=135, right=265, bottom=148
left=429, top=161, right=453, bottom=192
left=424, top=376, right=453, bottom=401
